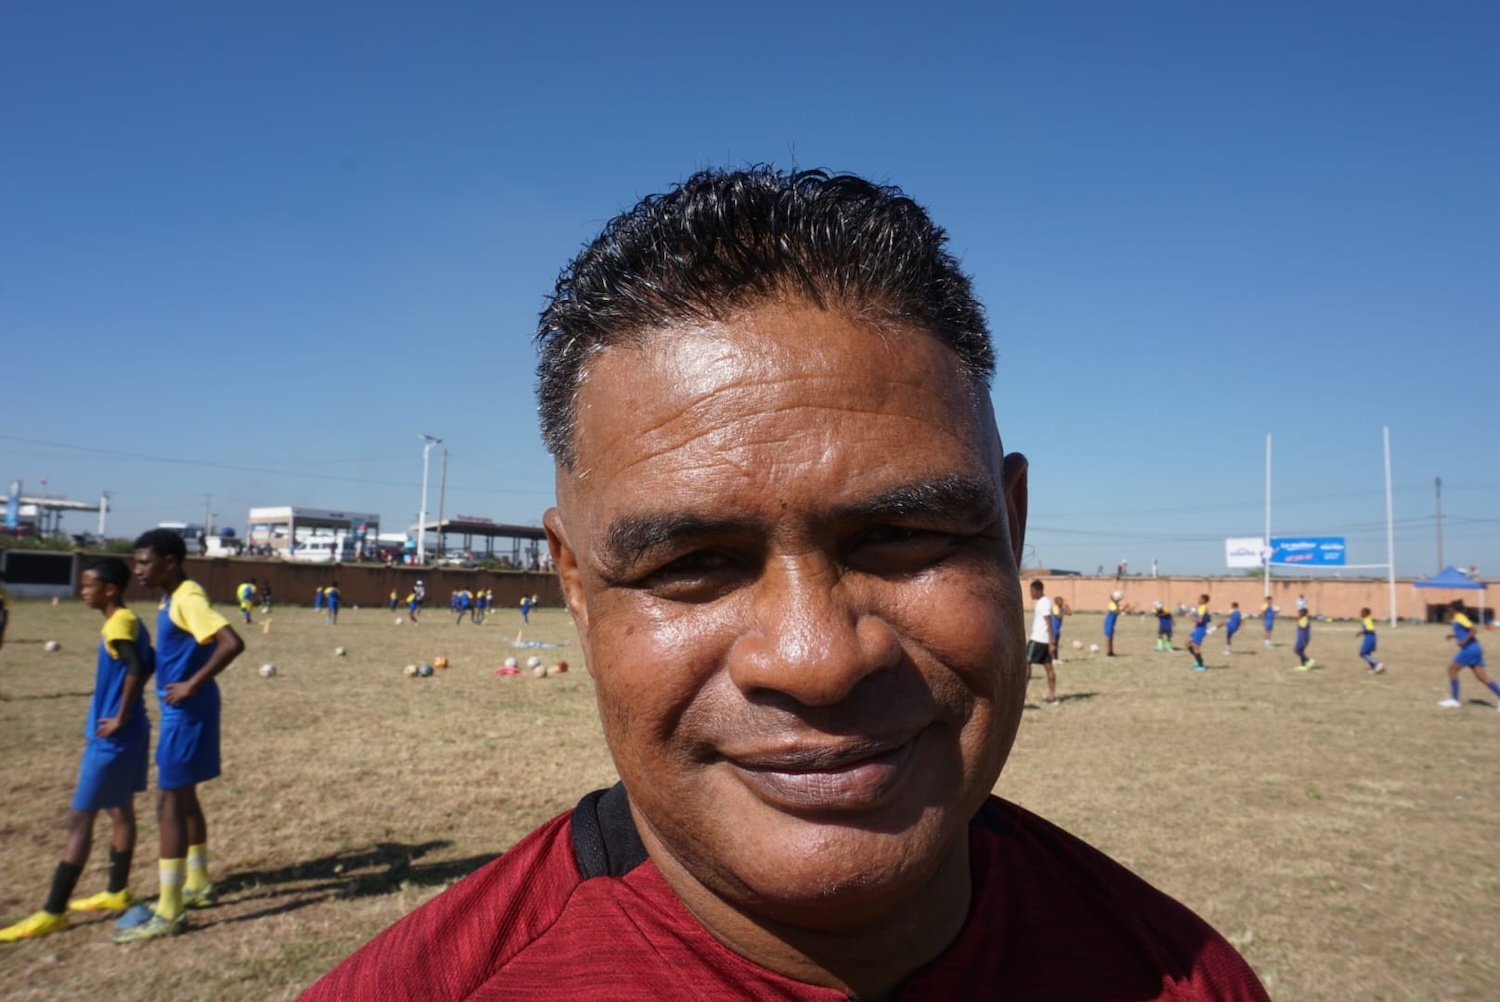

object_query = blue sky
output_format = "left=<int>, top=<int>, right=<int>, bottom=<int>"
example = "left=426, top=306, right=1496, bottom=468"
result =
left=3, top=2, right=1496, bottom=577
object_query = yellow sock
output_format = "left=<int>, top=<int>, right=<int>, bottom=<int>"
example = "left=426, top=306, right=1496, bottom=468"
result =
left=185, top=844, right=210, bottom=892
left=157, top=859, right=185, bottom=920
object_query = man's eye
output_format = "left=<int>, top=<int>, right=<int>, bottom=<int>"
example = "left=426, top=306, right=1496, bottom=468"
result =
left=656, top=549, right=734, bottom=575
left=848, top=526, right=954, bottom=572
left=635, top=549, right=746, bottom=600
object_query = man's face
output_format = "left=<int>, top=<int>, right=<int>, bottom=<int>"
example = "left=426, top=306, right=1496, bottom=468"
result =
left=132, top=547, right=175, bottom=594
left=546, top=299, right=1028, bottom=930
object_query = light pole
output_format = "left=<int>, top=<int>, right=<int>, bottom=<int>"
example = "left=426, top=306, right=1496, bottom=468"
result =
left=417, top=434, right=442, bottom=564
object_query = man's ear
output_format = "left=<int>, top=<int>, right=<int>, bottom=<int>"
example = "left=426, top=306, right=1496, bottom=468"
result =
left=543, top=507, right=589, bottom=641
left=1002, top=452, right=1028, bottom=569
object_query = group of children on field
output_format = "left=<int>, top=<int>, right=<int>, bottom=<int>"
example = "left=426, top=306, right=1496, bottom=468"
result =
left=2, top=529, right=244, bottom=944
left=1029, top=584, right=1489, bottom=708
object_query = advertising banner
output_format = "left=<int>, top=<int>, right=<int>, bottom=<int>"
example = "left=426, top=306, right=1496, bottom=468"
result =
left=1269, top=536, right=1347, bottom=566
left=1224, top=537, right=1266, bottom=569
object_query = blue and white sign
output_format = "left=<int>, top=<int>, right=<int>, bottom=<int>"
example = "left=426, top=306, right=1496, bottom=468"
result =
left=1270, top=536, right=1347, bottom=566
left=4, top=481, right=18, bottom=531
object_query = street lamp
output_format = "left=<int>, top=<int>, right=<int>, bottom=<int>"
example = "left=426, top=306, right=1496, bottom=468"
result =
left=417, top=434, right=442, bottom=564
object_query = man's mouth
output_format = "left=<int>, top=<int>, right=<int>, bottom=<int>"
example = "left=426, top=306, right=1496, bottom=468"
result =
left=725, top=733, right=922, bottom=812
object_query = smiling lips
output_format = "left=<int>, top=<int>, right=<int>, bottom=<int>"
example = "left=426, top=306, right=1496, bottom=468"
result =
left=727, top=735, right=922, bottom=812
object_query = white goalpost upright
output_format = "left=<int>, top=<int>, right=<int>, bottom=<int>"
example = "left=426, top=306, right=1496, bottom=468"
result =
left=1262, top=427, right=1398, bottom=626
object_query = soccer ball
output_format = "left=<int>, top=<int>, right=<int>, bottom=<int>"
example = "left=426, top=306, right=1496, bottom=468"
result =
left=395, top=617, right=404, bottom=625
left=418, top=663, right=434, bottom=678
left=1071, top=640, right=1083, bottom=650
left=1089, top=643, right=1100, bottom=654
left=525, top=655, right=543, bottom=670
left=432, top=655, right=449, bottom=669
left=259, top=663, right=276, bottom=678
left=43, top=640, right=60, bottom=652
left=403, top=664, right=419, bottom=677
left=334, top=646, right=347, bottom=656
left=503, top=656, right=518, bottom=668
left=1111, top=590, right=1123, bottom=601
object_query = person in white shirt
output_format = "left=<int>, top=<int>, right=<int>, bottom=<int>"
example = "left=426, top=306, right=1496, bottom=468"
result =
left=1028, top=580, right=1058, bottom=705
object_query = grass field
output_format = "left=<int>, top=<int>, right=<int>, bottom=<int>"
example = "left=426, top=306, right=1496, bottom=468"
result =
left=1, top=598, right=1496, bottom=999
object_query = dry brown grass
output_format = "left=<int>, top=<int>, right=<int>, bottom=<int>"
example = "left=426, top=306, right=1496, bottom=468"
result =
left=1, top=600, right=1495, bottom=999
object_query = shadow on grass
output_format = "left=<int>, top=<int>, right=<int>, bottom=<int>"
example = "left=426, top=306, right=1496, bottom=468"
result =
left=1024, top=691, right=1099, bottom=710
left=204, top=840, right=501, bottom=926
left=0, top=689, right=95, bottom=700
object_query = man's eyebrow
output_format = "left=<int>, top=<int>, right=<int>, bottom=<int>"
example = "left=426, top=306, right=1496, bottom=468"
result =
left=601, top=513, right=754, bottom=565
left=598, top=476, right=1000, bottom=565
left=835, top=475, right=1000, bottom=523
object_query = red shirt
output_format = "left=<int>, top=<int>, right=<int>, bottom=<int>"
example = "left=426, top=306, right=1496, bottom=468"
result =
left=302, top=786, right=1268, bottom=1000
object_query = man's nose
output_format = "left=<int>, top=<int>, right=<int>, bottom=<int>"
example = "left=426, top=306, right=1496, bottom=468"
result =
left=727, top=555, right=900, bottom=707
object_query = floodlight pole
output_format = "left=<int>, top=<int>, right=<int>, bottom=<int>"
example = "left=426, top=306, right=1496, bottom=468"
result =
left=417, top=434, right=442, bottom=564
left=1263, top=434, right=1272, bottom=597
left=1384, top=427, right=1397, bottom=627
left=1434, top=476, right=1443, bottom=573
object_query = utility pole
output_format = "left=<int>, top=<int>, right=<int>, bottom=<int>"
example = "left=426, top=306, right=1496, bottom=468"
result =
left=436, top=448, right=448, bottom=559
left=98, top=491, right=111, bottom=537
left=204, top=493, right=213, bottom=536
left=1435, top=476, right=1443, bottom=573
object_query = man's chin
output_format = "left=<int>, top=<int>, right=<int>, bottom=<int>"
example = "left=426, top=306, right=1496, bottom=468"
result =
left=664, top=791, right=965, bottom=930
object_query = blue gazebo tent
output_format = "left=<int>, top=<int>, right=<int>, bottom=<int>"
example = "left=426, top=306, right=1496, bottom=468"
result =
left=1414, top=566, right=1487, bottom=625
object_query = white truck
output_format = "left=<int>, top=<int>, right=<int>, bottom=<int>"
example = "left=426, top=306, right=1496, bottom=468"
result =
left=287, top=534, right=357, bottom=563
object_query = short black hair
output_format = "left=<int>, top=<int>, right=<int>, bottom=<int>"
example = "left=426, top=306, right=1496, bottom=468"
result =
left=83, top=557, right=130, bottom=593
left=535, top=166, right=994, bottom=467
left=133, top=528, right=187, bottom=562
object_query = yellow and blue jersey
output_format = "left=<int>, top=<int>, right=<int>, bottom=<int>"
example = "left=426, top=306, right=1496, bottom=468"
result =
left=1453, top=612, right=1475, bottom=646
left=236, top=582, right=255, bottom=606
left=156, top=580, right=229, bottom=714
left=90, top=609, right=153, bottom=742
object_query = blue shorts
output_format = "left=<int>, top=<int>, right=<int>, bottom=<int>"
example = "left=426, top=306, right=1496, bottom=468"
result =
left=1295, top=630, right=1310, bottom=652
left=1359, top=636, right=1377, bottom=656
left=1226, top=622, right=1240, bottom=639
left=1103, top=612, right=1118, bottom=638
left=1455, top=642, right=1486, bottom=669
left=1263, top=616, right=1275, bottom=631
left=1190, top=626, right=1207, bottom=645
left=157, top=705, right=221, bottom=790
left=72, top=732, right=149, bottom=811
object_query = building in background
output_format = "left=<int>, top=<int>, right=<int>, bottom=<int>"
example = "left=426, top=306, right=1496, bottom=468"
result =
left=246, top=506, right=380, bottom=559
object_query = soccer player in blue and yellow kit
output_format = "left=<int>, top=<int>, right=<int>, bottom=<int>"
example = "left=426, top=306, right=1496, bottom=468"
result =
left=1186, top=594, right=1211, bottom=672
left=1438, top=599, right=1497, bottom=710
left=116, top=530, right=244, bottom=943
left=1, top=558, right=153, bottom=942
left=1103, top=590, right=1124, bottom=656
left=1261, top=597, right=1276, bottom=649
left=1293, top=609, right=1315, bottom=671
left=1355, top=608, right=1384, bottom=674
left=325, top=582, right=341, bottom=625
left=235, top=578, right=256, bottom=624
left=1223, top=602, right=1243, bottom=655
left=1152, top=602, right=1174, bottom=651
left=1048, top=597, right=1069, bottom=661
